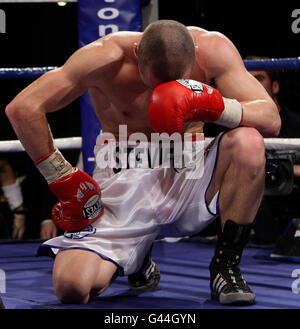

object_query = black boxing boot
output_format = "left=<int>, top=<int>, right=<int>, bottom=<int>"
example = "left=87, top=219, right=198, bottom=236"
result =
left=209, top=219, right=255, bottom=305
left=128, top=244, right=160, bottom=292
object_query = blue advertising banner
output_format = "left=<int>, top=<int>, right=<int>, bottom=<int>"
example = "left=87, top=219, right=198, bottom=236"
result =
left=78, top=0, right=142, bottom=176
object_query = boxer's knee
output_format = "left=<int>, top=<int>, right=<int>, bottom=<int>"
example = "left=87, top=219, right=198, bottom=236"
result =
left=52, top=249, right=115, bottom=304
left=222, top=128, right=266, bottom=181
left=53, top=264, right=109, bottom=304
left=223, top=127, right=265, bottom=173
left=53, top=271, right=92, bottom=304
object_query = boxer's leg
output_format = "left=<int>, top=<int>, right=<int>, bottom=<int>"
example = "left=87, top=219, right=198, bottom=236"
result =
left=206, top=127, right=265, bottom=305
left=206, top=127, right=265, bottom=227
left=52, top=249, right=117, bottom=304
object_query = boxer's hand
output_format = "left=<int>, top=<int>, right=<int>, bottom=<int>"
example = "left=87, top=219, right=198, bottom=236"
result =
left=149, top=79, right=243, bottom=135
left=49, top=169, right=103, bottom=232
left=35, top=149, right=103, bottom=232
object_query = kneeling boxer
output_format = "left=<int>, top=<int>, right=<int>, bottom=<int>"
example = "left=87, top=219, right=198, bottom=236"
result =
left=5, top=20, right=280, bottom=305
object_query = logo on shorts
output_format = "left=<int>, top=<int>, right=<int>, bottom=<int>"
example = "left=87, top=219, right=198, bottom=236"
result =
left=82, top=195, right=102, bottom=220
left=64, top=224, right=96, bottom=239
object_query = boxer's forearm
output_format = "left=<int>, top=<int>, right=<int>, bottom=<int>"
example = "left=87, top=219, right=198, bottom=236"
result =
left=240, top=99, right=281, bottom=137
left=5, top=102, right=55, bottom=161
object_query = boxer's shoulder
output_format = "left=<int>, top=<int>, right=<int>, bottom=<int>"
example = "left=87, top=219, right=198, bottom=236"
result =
left=71, top=32, right=139, bottom=84
left=188, top=26, right=228, bottom=45
left=93, top=31, right=142, bottom=53
left=84, top=33, right=126, bottom=60
left=84, top=31, right=142, bottom=68
left=188, top=27, right=240, bottom=79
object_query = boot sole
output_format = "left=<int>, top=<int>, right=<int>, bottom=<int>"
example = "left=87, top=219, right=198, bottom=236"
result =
left=212, top=291, right=256, bottom=306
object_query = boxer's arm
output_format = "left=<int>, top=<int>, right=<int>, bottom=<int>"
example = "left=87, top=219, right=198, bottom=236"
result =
left=204, top=33, right=281, bottom=137
left=5, top=36, right=123, bottom=161
left=5, top=36, right=122, bottom=231
left=6, top=67, right=83, bottom=161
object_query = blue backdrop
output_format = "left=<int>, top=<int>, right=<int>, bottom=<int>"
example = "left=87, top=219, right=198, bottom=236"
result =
left=78, top=0, right=142, bottom=176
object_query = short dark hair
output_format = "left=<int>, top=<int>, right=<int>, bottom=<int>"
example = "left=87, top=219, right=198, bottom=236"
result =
left=138, top=20, right=196, bottom=82
left=245, top=55, right=281, bottom=82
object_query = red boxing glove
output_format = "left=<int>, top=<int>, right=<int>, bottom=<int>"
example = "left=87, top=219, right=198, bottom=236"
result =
left=35, top=149, right=103, bottom=232
left=49, top=169, right=103, bottom=232
left=149, top=79, right=243, bottom=135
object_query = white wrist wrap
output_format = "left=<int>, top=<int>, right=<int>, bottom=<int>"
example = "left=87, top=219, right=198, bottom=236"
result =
left=35, top=149, right=73, bottom=184
left=215, top=97, right=243, bottom=128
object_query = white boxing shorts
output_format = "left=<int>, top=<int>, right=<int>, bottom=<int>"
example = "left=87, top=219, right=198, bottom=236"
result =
left=39, top=133, right=224, bottom=276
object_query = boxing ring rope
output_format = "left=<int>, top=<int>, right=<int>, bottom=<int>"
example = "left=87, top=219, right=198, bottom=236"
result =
left=1, top=137, right=300, bottom=152
left=0, top=57, right=300, bottom=152
left=244, top=57, right=300, bottom=70
left=0, top=67, right=58, bottom=80
left=0, top=137, right=82, bottom=152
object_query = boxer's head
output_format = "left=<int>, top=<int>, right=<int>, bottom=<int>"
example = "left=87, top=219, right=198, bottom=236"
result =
left=136, top=20, right=196, bottom=88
